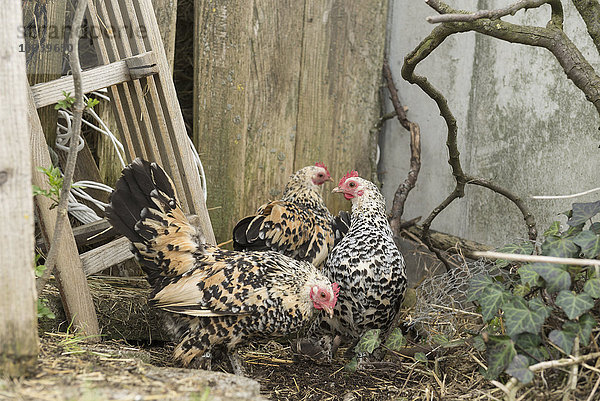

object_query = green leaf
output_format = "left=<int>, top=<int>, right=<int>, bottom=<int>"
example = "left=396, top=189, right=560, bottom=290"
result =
left=414, top=352, right=428, bottom=363
left=584, top=278, right=600, bottom=298
left=355, top=329, right=381, bottom=354
left=569, top=201, right=600, bottom=226
left=476, top=284, right=510, bottom=322
left=518, top=264, right=542, bottom=287
left=541, top=236, right=579, bottom=258
left=431, top=334, right=449, bottom=346
left=384, top=328, right=406, bottom=351
left=529, top=263, right=571, bottom=293
left=505, top=354, right=534, bottom=384
left=344, top=357, right=358, bottom=372
left=544, top=221, right=561, bottom=237
left=590, top=222, right=600, bottom=235
left=573, top=230, right=600, bottom=259
left=467, top=274, right=495, bottom=301
left=503, top=297, right=549, bottom=337
left=549, top=329, right=576, bottom=355
left=472, top=335, right=486, bottom=351
left=514, top=333, right=548, bottom=363
left=495, top=242, right=534, bottom=268
left=485, top=335, right=517, bottom=380
left=564, top=314, right=596, bottom=347
left=555, top=291, right=594, bottom=320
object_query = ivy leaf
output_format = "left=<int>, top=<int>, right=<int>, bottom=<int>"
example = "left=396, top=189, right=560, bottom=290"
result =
left=414, top=352, right=428, bottom=363
left=468, top=274, right=512, bottom=321
left=485, top=336, right=516, bottom=380
left=495, top=242, right=534, bottom=268
left=431, top=334, right=449, bottom=346
left=573, top=230, right=600, bottom=259
left=514, top=333, right=549, bottom=363
left=584, top=278, right=600, bottom=299
left=472, top=335, right=486, bottom=351
left=568, top=201, right=600, bottom=226
left=543, top=221, right=561, bottom=237
left=503, top=297, right=549, bottom=337
left=541, top=236, right=580, bottom=258
left=518, top=264, right=542, bottom=287
left=355, top=329, right=381, bottom=354
left=590, top=222, right=600, bottom=235
left=564, top=313, right=596, bottom=347
left=344, top=356, right=358, bottom=372
left=529, top=263, right=571, bottom=293
left=506, top=354, right=534, bottom=384
left=548, top=329, right=576, bottom=355
left=384, top=328, right=406, bottom=351
left=555, top=291, right=594, bottom=320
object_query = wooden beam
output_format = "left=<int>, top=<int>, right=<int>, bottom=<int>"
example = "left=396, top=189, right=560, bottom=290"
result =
left=81, top=237, right=134, bottom=276
left=30, top=52, right=158, bottom=108
left=29, top=89, right=100, bottom=338
left=0, top=0, right=38, bottom=376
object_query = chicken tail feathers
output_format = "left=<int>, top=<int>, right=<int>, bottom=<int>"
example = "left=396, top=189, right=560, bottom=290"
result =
left=106, top=158, right=200, bottom=285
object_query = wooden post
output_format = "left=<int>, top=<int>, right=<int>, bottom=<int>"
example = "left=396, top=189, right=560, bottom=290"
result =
left=0, top=0, right=38, bottom=376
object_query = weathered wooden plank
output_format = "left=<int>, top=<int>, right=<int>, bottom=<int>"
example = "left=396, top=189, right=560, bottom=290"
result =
left=296, top=0, right=388, bottom=214
left=29, top=89, right=100, bottom=338
left=193, top=0, right=250, bottom=243
left=72, top=219, right=115, bottom=247
left=0, top=0, right=38, bottom=376
left=31, top=60, right=129, bottom=108
left=81, top=237, right=134, bottom=276
left=242, top=0, right=304, bottom=216
left=150, top=0, right=178, bottom=72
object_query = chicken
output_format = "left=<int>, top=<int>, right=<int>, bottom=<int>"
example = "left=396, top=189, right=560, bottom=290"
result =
left=308, top=171, right=407, bottom=357
left=233, top=163, right=335, bottom=267
left=105, top=158, right=339, bottom=373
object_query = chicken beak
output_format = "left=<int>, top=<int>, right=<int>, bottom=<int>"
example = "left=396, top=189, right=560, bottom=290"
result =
left=322, top=305, right=334, bottom=319
left=332, top=187, right=343, bottom=193
left=326, top=176, right=334, bottom=182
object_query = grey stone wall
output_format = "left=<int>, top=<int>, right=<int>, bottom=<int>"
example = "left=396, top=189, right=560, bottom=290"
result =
left=381, top=0, right=600, bottom=246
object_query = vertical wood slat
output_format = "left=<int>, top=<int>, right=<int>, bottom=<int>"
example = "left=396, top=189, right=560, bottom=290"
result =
left=295, top=0, right=389, bottom=215
left=193, top=0, right=251, bottom=243
left=0, top=0, right=38, bottom=376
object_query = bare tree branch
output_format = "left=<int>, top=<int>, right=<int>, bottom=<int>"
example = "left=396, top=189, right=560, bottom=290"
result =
left=426, top=0, right=562, bottom=26
left=36, top=0, right=87, bottom=294
left=466, top=176, right=537, bottom=241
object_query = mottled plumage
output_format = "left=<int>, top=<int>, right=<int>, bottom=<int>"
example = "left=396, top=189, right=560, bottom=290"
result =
left=233, top=163, right=335, bottom=267
left=106, top=159, right=338, bottom=371
left=310, top=172, right=407, bottom=349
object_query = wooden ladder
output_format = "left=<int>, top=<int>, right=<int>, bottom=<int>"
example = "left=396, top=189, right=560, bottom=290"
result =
left=29, top=0, right=215, bottom=333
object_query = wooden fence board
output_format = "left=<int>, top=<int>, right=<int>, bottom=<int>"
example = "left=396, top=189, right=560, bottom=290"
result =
left=0, top=0, right=38, bottom=375
left=193, top=0, right=388, bottom=243
left=295, top=0, right=388, bottom=215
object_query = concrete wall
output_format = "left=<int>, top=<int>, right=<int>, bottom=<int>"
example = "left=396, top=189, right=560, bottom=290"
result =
left=381, top=0, right=600, bottom=246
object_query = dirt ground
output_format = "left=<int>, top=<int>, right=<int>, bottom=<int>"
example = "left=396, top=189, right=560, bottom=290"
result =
left=0, top=331, right=502, bottom=401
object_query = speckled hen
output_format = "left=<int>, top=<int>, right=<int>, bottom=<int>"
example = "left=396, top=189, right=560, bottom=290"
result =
left=106, top=158, right=339, bottom=374
left=233, top=163, right=335, bottom=267
left=310, top=171, right=407, bottom=354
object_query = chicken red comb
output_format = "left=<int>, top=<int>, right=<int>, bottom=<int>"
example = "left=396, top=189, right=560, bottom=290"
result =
left=338, top=170, right=359, bottom=186
left=315, top=162, right=330, bottom=177
left=332, top=282, right=340, bottom=298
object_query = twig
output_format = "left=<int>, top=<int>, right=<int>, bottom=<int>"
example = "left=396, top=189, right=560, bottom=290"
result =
left=466, top=176, right=537, bottom=241
left=36, top=0, right=88, bottom=295
left=426, top=0, right=553, bottom=24
left=563, top=335, right=580, bottom=401
left=473, top=251, right=600, bottom=267
left=585, top=371, right=600, bottom=401
left=531, top=186, right=600, bottom=199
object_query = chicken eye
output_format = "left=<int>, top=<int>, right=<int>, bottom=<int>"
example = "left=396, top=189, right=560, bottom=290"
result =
left=348, top=182, right=356, bottom=188
left=318, top=173, right=323, bottom=177
left=319, top=291, right=327, bottom=298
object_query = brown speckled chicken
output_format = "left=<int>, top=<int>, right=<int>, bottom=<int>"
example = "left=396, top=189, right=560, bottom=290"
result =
left=233, top=163, right=335, bottom=267
left=106, top=159, right=339, bottom=374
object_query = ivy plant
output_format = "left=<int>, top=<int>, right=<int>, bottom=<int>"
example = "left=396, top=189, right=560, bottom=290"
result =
left=468, top=200, right=600, bottom=383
